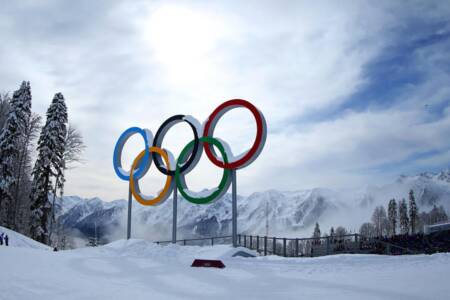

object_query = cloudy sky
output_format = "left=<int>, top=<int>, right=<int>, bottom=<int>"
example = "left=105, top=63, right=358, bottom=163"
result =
left=1, top=0, right=450, bottom=201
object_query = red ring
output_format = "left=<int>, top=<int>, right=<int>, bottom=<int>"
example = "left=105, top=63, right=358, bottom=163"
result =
left=203, top=99, right=265, bottom=170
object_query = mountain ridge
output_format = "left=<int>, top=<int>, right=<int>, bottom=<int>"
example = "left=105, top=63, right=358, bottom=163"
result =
left=57, top=168, right=450, bottom=242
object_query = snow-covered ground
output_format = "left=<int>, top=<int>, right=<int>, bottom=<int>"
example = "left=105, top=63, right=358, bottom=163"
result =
left=1, top=238, right=450, bottom=300
left=0, top=226, right=51, bottom=250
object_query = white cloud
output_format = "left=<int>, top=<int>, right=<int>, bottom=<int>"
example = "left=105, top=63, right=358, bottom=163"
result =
left=1, top=1, right=450, bottom=200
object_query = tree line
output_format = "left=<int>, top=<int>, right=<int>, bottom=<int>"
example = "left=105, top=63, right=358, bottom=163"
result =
left=0, top=82, right=84, bottom=246
left=360, top=189, right=448, bottom=238
left=312, top=223, right=349, bottom=244
left=311, top=189, right=448, bottom=241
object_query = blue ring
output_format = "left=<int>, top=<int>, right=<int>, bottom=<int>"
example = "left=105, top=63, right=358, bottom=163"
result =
left=113, top=127, right=152, bottom=181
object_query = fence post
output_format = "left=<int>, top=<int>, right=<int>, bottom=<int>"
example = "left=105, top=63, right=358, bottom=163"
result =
left=264, top=236, right=267, bottom=256
left=238, top=234, right=241, bottom=245
left=283, top=238, right=287, bottom=257
left=211, top=237, right=214, bottom=246
left=273, top=237, right=276, bottom=255
left=256, top=236, right=260, bottom=253
left=244, top=235, right=247, bottom=248
left=326, top=236, right=330, bottom=255
left=250, top=235, right=253, bottom=249
left=295, top=238, right=299, bottom=257
left=183, top=239, right=186, bottom=246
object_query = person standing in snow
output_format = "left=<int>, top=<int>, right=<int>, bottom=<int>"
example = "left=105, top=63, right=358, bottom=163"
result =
left=4, top=234, right=8, bottom=246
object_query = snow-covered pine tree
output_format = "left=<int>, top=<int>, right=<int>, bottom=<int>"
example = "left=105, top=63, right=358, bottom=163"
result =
left=388, top=198, right=397, bottom=236
left=399, top=198, right=409, bottom=235
left=30, top=93, right=67, bottom=244
left=0, top=82, right=31, bottom=228
left=12, top=113, right=41, bottom=234
left=0, top=93, right=11, bottom=129
left=408, top=189, right=418, bottom=234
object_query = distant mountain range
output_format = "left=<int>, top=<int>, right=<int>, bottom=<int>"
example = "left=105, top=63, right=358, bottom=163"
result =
left=56, top=169, right=450, bottom=243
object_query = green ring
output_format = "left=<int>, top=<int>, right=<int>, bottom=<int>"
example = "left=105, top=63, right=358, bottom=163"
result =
left=175, top=136, right=230, bottom=204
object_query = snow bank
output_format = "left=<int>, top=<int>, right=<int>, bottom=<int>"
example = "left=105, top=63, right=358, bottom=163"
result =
left=0, top=226, right=51, bottom=250
left=1, top=238, right=450, bottom=300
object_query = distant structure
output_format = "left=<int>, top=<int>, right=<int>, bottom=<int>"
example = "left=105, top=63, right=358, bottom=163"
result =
left=424, top=221, right=450, bottom=235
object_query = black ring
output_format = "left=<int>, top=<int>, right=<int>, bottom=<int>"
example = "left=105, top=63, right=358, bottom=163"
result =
left=152, top=115, right=201, bottom=176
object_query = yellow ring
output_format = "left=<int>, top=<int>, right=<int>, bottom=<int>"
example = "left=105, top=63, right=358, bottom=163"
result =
left=130, top=146, right=172, bottom=206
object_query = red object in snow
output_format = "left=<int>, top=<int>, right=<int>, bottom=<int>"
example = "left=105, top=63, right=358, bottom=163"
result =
left=191, top=259, right=226, bottom=269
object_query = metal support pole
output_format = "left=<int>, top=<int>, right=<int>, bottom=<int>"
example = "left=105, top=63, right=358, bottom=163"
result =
left=264, top=236, right=267, bottom=256
left=273, top=237, right=276, bottom=255
left=283, top=238, right=287, bottom=257
left=256, top=236, right=260, bottom=253
left=172, top=188, right=178, bottom=244
left=250, top=235, right=253, bottom=249
left=295, top=238, right=299, bottom=257
left=231, top=169, right=237, bottom=247
left=127, top=186, right=132, bottom=240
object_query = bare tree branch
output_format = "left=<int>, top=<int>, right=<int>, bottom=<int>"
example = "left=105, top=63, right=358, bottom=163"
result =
left=64, top=123, right=86, bottom=169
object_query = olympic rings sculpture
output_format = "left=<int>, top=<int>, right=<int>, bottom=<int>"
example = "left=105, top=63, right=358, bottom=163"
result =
left=113, top=99, right=267, bottom=206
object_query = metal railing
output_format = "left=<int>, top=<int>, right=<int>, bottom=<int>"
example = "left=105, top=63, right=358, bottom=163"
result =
left=155, top=235, right=232, bottom=246
left=154, top=233, right=424, bottom=257
left=237, top=234, right=362, bottom=257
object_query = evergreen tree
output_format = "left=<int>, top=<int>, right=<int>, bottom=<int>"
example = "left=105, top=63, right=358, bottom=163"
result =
left=388, top=198, right=397, bottom=236
left=30, top=93, right=67, bottom=244
left=409, top=189, right=418, bottom=234
left=312, top=222, right=321, bottom=244
left=0, top=93, right=11, bottom=129
left=0, top=82, right=31, bottom=227
left=12, top=113, right=41, bottom=234
left=399, top=198, right=409, bottom=235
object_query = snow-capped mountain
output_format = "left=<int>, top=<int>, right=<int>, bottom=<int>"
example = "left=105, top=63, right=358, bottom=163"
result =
left=357, top=169, right=450, bottom=210
left=56, top=189, right=339, bottom=241
left=56, top=169, right=450, bottom=242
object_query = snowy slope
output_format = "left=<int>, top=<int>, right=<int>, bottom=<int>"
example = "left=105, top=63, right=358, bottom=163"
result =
left=1, top=239, right=449, bottom=299
left=0, top=226, right=51, bottom=250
